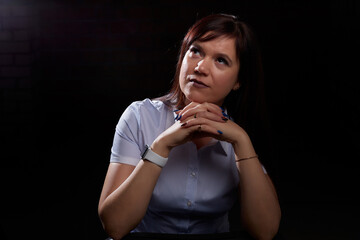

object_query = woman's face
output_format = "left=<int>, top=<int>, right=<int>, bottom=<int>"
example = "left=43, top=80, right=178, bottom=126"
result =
left=179, top=35, right=240, bottom=106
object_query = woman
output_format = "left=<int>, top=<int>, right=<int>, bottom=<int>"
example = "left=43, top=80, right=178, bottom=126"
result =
left=98, top=14, right=281, bottom=240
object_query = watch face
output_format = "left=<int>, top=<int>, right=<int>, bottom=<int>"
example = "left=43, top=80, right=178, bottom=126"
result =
left=141, top=145, right=150, bottom=159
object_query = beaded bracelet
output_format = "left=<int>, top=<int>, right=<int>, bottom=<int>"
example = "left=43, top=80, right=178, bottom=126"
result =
left=235, top=155, right=258, bottom=162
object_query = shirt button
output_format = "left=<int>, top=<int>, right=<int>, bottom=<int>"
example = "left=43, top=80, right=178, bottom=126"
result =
left=191, top=172, right=196, bottom=177
left=187, top=201, right=192, bottom=207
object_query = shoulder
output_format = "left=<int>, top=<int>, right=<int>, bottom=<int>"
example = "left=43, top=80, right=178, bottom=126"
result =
left=129, top=98, right=167, bottom=110
left=120, top=98, right=171, bottom=124
left=127, top=98, right=170, bottom=116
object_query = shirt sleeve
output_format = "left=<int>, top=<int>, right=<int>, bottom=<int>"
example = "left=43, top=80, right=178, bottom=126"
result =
left=110, top=103, right=142, bottom=166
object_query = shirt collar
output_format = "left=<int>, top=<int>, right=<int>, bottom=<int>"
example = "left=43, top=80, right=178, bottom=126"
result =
left=216, top=140, right=228, bottom=156
left=205, top=138, right=228, bottom=156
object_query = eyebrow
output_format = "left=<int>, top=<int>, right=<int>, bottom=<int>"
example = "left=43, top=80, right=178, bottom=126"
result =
left=191, top=42, right=234, bottom=66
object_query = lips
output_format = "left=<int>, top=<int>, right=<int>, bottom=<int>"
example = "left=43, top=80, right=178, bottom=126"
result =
left=188, top=77, right=209, bottom=88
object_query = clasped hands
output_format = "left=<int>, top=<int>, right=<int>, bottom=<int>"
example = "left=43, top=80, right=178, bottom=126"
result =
left=175, top=101, right=229, bottom=136
left=152, top=102, right=249, bottom=158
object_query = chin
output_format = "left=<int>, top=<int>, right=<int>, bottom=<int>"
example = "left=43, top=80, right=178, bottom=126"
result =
left=185, top=94, right=206, bottom=104
left=185, top=95, right=221, bottom=106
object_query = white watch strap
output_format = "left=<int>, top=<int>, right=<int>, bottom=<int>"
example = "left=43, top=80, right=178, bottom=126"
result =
left=142, top=145, right=168, bottom=167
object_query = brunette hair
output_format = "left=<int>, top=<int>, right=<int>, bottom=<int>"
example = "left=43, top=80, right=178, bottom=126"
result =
left=160, top=13, right=267, bottom=138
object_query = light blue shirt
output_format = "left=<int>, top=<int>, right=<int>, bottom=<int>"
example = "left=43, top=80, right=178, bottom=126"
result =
left=110, top=98, right=240, bottom=234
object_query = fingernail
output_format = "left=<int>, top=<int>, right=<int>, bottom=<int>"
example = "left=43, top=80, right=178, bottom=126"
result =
left=222, top=112, right=229, bottom=118
left=217, top=130, right=223, bottom=134
left=222, top=117, right=228, bottom=121
left=181, top=122, right=187, bottom=127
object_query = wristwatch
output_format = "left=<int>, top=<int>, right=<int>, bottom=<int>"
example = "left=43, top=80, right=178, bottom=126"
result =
left=141, top=145, right=168, bottom=168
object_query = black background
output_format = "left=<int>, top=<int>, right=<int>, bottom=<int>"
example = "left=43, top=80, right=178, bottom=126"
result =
left=0, top=0, right=359, bottom=239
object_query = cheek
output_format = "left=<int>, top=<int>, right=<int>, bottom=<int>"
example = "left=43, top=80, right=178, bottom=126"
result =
left=179, top=59, right=189, bottom=85
left=216, top=71, right=238, bottom=90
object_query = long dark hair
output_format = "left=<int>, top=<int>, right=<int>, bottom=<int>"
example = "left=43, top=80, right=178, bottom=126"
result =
left=160, top=14, right=267, bottom=141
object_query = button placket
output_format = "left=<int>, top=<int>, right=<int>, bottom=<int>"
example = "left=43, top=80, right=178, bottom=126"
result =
left=185, top=168, right=197, bottom=209
left=183, top=143, right=199, bottom=215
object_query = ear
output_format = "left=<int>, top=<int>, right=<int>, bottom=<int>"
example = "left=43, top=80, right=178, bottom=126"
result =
left=232, top=81, right=240, bottom=91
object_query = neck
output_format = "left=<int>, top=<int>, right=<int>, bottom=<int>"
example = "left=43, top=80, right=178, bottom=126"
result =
left=192, top=136, right=213, bottom=149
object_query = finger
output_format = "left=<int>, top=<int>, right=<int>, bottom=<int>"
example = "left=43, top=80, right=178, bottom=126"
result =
left=186, top=123, right=221, bottom=136
left=201, top=102, right=224, bottom=116
left=181, top=116, right=212, bottom=127
left=176, top=102, right=210, bottom=121
left=176, top=102, right=200, bottom=117
left=181, top=110, right=227, bottom=123
left=173, top=109, right=181, bottom=120
left=181, top=117, right=225, bottom=133
left=176, top=102, right=226, bottom=122
left=179, top=103, right=223, bottom=120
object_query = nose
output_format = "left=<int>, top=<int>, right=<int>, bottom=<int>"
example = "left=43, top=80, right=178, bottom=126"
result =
left=194, top=58, right=209, bottom=75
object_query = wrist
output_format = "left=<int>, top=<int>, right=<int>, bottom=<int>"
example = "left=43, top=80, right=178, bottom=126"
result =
left=142, top=145, right=168, bottom=168
left=151, top=137, right=172, bottom=158
left=231, top=127, right=249, bottom=148
left=231, top=130, right=256, bottom=159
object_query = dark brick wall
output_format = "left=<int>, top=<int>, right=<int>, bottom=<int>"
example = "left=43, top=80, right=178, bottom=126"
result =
left=1, top=0, right=359, bottom=239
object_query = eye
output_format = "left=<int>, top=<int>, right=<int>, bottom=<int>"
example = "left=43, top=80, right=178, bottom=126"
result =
left=217, top=57, right=229, bottom=65
left=189, top=46, right=200, bottom=55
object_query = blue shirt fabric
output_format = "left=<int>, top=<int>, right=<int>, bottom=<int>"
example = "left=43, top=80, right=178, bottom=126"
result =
left=110, top=98, right=240, bottom=234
